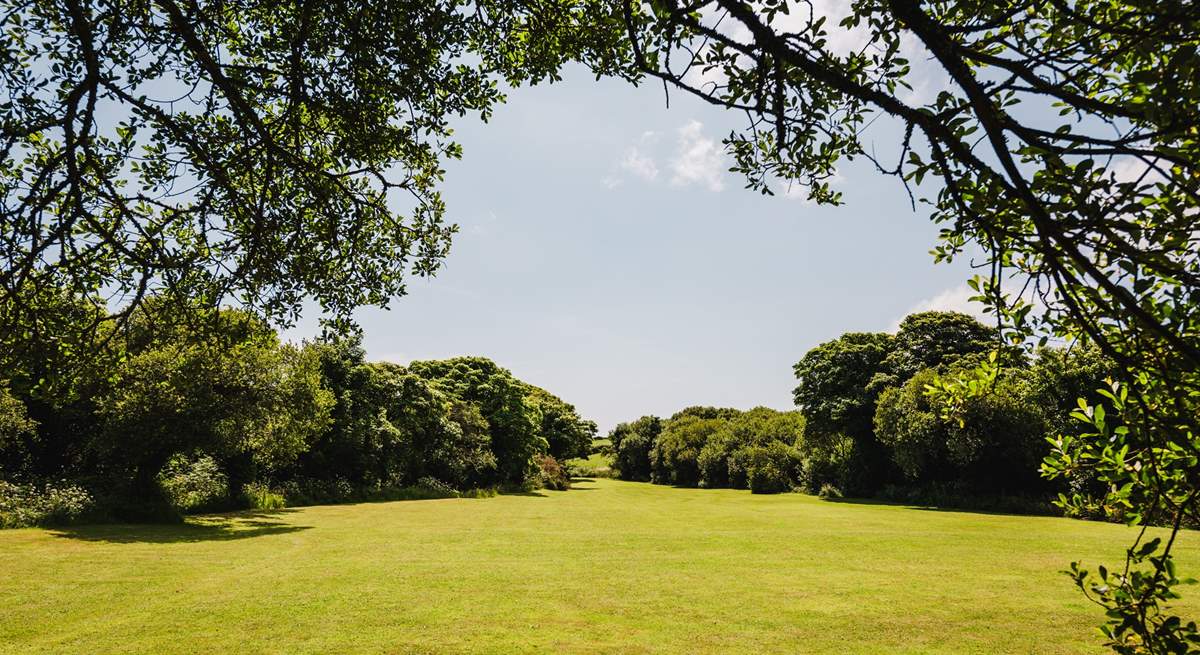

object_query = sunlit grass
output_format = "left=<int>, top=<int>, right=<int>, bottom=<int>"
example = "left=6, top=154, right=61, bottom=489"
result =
left=1, top=478, right=1197, bottom=654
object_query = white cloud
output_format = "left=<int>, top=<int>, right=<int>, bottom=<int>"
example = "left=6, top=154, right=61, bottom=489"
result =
left=892, top=283, right=991, bottom=330
left=669, top=120, right=725, bottom=192
left=1111, top=156, right=1168, bottom=186
left=620, top=146, right=660, bottom=182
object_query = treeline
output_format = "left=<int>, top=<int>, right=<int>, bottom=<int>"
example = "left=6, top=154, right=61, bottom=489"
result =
left=0, top=298, right=594, bottom=526
left=609, top=311, right=1113, bottom=513
left=610, top=407, right=805, bottom=494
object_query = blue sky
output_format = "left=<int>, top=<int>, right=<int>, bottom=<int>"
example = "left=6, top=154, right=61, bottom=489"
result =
left=283, top=65, right=982, bottom=434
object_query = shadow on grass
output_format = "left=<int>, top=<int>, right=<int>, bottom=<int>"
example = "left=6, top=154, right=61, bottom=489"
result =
left=48, top=509, right=310, bottom=544
left=820, top=496, right=1057, bottom=519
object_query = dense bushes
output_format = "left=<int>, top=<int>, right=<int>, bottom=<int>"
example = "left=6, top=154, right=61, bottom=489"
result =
left=608, top=311, right=1111, bottom=512
left=158, top=455, right=231, bottom=513
left=0, top=301, right=595, bottom=525
left=609, top=416, right=660, bottom=482
left=0, top=480, right=95, bottom=528
left=610, top=407, right=806, bottom=494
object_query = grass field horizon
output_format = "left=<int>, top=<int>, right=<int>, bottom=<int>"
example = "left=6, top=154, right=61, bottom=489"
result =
left=2, top=477, right=1197, bottom=654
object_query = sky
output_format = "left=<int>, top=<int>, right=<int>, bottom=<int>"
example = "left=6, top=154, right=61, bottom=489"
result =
left=281, top=65, right=985, bottom=434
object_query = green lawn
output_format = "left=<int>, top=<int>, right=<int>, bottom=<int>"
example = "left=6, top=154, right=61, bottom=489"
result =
left=566, top=450, right=611, bottom=472
left=1, top=478, right=1197, bottom=654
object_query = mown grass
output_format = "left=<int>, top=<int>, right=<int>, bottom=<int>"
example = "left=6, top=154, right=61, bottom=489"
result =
left=566, top=450, right=611, bottom=473
left=1, top=478, right=1197, bottom=654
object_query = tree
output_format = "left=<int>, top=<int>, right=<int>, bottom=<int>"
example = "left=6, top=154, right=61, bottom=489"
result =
left=377, top=365, right=497, bottom=489
left=94, top=307, right=334, bottom=509
left=793, top=332, right=894, bottom=493
left=650, top=414, right=728, bottom=486
left=522, top=384, right=597, bottom=461
left=0, top=0, right=634, bottom=366
left=876, top=365, right=1049, bottom=494
left=408, top=356, right=544, bottom=487
left=698, top=407, right=804, bottom=489
left=622, top=2, right=1200, bottom=646
left=0, top=385, right=36, bottom=476
left=609, top=415, right=661, bottom=482
left=879, top=312, right=997, bottom=385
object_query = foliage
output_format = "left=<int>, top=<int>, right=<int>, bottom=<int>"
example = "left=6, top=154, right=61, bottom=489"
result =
left=241, top=482, right=286, bottom=511
left=408, top=357, right=546, bottom=487
left=699, top=407, right=804, bottom=489
left=878, top=312, right=997, bottom=386
left=609, top=416, right=661, bottom=482
left=793, top=333, right=894, bottom=444
left=0, top=0, right=636, bottom=370
left=0, top=385, right=37, bottom=475
left=817, top=483, right=843, bottom=500
left=534, top=454, right=571, bottom=491
left=0, top=385, right=35, bottom=447
left=0, top=479, right=95, bottom=528
left=94, top=307, right=334, bottom=503
left=650, top=415, right=727, bottom=487
left=1044, top=382, right=1200, bottom=652
left=793, top=332, right=895, bottom=492
left=743, top=441, right=803, bottom=494
left=157, top=454, right=230, bottom=514
left=798, top=434, right=859, bottom=496
left=0, top=300, right=593, bottom=522
left=523, top=385, right=597, bottom=461
left=623, top=0, right=1200, bottom=647
left=877, top=363, right=1049, bottom=495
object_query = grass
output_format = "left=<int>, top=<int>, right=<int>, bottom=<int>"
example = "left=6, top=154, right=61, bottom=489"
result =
left=566, top=450, right=612, bottom=473
left=1, top=478, right=1197, bottom=654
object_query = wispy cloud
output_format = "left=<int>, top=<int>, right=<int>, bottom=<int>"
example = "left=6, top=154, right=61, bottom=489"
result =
left=669, top=120, right=725, bottom=192
left=605, top=124, right=727, bottom=192
left=620, top=145, right=660, bottom=182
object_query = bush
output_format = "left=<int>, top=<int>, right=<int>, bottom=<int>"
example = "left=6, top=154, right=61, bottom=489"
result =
left=818, top=483, right=843, bottom=499
left=415, top=476, right=461, bottom=497
left=609, top=416, right=660, bottom=482
left=799, top=436, right=856, bottom=494
left=280, top=477, right=356, bottom=506
left=651, top=416, right=726, bottom=486
left=0, top=479, right=95, bottom=527
left=158, top=454, right=229, bottom=513
left=743, top=442, right=803, bottom=494
left=242, top=482, right=286, bottom=510
left=534, top=455, right=571, bottom=491
left=698, top=429, right=738, bottom=488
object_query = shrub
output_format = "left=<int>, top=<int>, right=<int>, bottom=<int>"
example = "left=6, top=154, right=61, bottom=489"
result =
left=534, top=455, right=571, bottom=491
left=242, top=482, right=286, bottom=510
left=609, top=416, right=660, bottom=482
left=415, top=476, right=461, bottom=497
left=698, top=429, right=738, bottom=488
left=799, top=436, right=856, bottom=494
left=743, top=442, right=803, bottom=494
left=818, top=483, right=843, bottom=499
left=280, top=477, right=356, bottom=506
left=0, top=479, right=95, bottom=527
left=158, top=454, right=229, bottom=513
left=651, top=416, right=727, bottom=486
